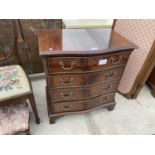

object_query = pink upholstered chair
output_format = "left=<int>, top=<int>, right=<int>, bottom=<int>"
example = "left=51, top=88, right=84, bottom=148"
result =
left=114, top=19, right=155, bottom=98
left=0, top=20, right=40, bottom=135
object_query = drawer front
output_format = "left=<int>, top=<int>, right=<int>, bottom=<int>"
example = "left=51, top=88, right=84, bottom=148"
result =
left=48, top=51, right=130, bottom=74
left=49, top=67, right=124, bottom=88
left=53, top=93, right=115, bottom=113
left=51, top=81, right=119, bottom=102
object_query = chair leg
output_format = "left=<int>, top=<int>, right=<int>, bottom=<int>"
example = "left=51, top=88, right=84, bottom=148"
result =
left=26, top=129, right=31, bottom=135
left=29, top=94, right=40, bottom=124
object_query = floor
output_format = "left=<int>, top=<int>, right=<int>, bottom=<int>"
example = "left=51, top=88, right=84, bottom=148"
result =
left=29, top=75, right=155, bottom=135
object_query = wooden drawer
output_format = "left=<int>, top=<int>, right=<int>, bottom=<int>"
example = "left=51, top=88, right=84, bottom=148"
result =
left=51, top=81, right=119, bottom=102
left=53, top=93, right=115, bottom=113
left=48, top=51, right=130, bottom=74
left=49, top=67, right=124, bottom=88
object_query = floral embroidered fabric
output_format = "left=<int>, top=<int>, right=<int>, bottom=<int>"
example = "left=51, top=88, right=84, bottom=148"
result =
left=0, top=66, right=23, bottom=91
left=0, top=65, right=30, bottom=100
left=0, top=102, right=29, bottom=135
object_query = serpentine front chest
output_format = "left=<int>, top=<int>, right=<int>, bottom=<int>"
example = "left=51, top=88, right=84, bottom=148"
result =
left=38, top=28, right=136, bottom=124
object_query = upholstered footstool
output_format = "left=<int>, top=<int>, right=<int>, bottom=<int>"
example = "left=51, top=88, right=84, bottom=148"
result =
left=0, top=65, right=40, bottom=125
left=0, top=102, right=30, bottom=135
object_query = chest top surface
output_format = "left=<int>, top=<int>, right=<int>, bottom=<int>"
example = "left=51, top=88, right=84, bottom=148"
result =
left=38, top=28, right=137, bottom=56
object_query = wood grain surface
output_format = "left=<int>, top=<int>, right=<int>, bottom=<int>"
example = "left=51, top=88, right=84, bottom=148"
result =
left=0, top=19, right=62, bottom=74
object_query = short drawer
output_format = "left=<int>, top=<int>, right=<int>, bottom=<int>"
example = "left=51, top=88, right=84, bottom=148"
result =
left=49, top=67, right=124, bottom=88
left=48, top=51, right=130, bottom=74
left=51, top=81, right=119, bottom=102
left=53, top=93, right=115, bottom=113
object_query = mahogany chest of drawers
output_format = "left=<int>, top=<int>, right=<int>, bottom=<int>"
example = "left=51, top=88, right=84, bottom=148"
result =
left=38, top=28, right=136, bottom=124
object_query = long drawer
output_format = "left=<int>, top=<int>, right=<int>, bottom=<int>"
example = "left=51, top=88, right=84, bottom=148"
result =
left=51, top=81, right=119, bottom=102
left=53, top=93, right=115, bottom=113
left=48, top=51, right=130, bottom=74
left=49, top=67, right=124, bottom=88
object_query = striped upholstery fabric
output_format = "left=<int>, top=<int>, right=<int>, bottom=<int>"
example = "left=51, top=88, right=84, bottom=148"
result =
left=114, top=19, right=155, bottom=94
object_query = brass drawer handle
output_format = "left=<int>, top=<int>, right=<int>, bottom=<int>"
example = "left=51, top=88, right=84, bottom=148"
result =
left=61, top=103, right=71, bottom=109
left=60, top=91, right=73, bottom=99
left=59, top=61, right=76, bottom=70
left=60, top=78, right=74, bottom=84
left=111, top=56, right=122, bottom=65
left=103, top=84, right=112, bottom=90
left=105, top=72, right=114, bottom=78
left=102, top=96, right=108, bottom=101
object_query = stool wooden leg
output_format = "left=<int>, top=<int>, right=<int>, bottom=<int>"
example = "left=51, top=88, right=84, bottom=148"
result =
left=151, top=88, right=155, bottom=97
left=25, top=129, right=31, bottom=135
left=29, top=94, right=40, bottom=124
